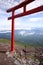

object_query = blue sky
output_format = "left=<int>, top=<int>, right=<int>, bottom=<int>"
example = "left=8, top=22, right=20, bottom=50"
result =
left=0, top=0, right=43, bottom=30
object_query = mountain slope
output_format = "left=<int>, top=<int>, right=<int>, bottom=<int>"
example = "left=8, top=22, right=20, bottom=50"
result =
left=0, top=28, right=43, bottom=46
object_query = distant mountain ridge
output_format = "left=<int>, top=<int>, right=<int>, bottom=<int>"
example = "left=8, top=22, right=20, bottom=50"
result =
left=0, top=28, right=43, bottom=46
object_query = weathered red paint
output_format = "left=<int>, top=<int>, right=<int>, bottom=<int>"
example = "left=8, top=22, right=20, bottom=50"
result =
left=24, top=5, right=26, bottom=12
left=7, top=0, right=43, bottom=52
left=11, top=10, right=15, bottom=52
left=8, top=6, right=43, bottom=20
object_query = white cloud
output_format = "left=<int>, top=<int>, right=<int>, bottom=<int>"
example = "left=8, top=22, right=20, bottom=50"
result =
left=19, top=31, right=35, bottom=36
left=25, top=32, right=35, bottom=36
left=15, top=7, right=23, bottom=15
left=0, top=9, right=4, bottom=14
left=29, top=18, right=43, bottom=22
left=0, top=0, right=23, bottom=10
left=0, top=15, right=43, bottom=30
left=19, top=31, right=25, bottom=36
left=26, top=0, right=43, bottom=11
left=15, top=18, right=33, bottom=30
left=14, top=15, right=43, bottom=30
left=0, top=17, right=11, bottom=30
left=0, top=30, right=11, bottom=33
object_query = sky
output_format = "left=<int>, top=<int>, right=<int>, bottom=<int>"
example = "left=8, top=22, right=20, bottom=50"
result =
left=0, top=0, right=43, bottom=30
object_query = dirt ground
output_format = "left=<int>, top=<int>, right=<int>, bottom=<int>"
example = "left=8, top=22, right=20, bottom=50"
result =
left=0, top=43, right=16, bottom=65
left=0, top=43, right=43, bottom=65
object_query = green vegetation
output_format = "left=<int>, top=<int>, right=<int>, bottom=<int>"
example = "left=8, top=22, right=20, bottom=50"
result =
left=0, top=38, right=11, bottom=44
left=0, top=38, right=43, bottom=48
left=0, top=38, right=35, bottom=49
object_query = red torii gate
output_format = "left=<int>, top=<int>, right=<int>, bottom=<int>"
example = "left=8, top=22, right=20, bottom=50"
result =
left=7, top=0, right=43, bottom=52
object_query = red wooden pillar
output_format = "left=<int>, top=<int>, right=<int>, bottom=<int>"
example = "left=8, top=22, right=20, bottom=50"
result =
left=24, top=5, right=26, bottom=12
left=24, top=0, right=26, bottom=12
left=11, top=10, right=15, bottom=52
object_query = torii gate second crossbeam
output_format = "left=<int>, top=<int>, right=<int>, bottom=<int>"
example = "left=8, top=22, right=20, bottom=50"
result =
left=7, top=0, right=43, bottom=52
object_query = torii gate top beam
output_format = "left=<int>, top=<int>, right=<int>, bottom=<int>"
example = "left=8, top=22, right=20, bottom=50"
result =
left=7, top=0, right=35, bottom=12
left=8, top=6, right=43, bottom=20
